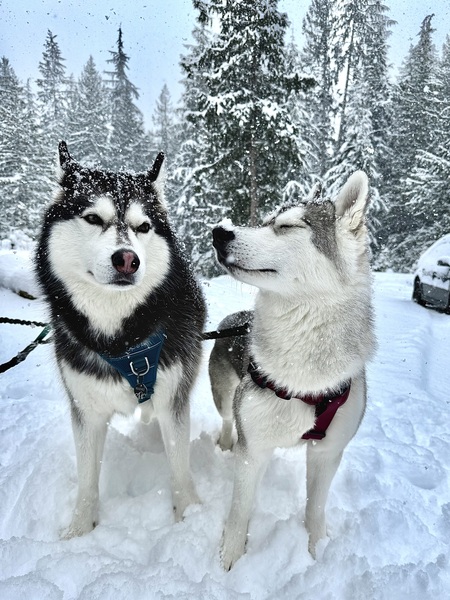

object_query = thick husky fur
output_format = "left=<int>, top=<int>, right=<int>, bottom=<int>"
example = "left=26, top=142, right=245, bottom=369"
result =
left=210, top=172, right=376, bottom=569
left=35, top=142, right=206, bottom=539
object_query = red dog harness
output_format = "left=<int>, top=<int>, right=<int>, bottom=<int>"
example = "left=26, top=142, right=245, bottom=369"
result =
left=248, top=360, right=351, bottom=440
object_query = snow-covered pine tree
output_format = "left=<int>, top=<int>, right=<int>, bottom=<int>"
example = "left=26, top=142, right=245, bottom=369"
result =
left=173, top=6, right=221, bottom=275
left=21, top=79, right=50, bottom=236
left=206, top=0, right=310, bottom=225
left=0, top=58, right=27, bottom=237
left=398, top=35, right=450, bottom=267
left=35, top=30, right=70, bottom=214
left=301, top=0, right=335, bottom=178
left=65, top=56, right=109, bottom=167
left=152, top=84, right=178, bottom=207
left=153, top=84, right=178, bottom=165
left=104, top=28, right=149, bottom=171
left=282, top=33, right=318, bottom=201
left=321, top=0, right=392, bottom=249
left=36, top=30, right=68, bottom=137
left=175, top=0, right=313, bottom=275
left=378, top=15, right=440, bottom=270
left=325, top=75, right=384, bottom=244
left=0, top=59, right=45, bottom=239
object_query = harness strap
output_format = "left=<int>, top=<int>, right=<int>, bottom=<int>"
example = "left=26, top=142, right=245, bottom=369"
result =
left=301, top=384, right=351, bottom=440
left=100, top=330, right=166, bottom=403
left=248, top=359, right=351, bottom=440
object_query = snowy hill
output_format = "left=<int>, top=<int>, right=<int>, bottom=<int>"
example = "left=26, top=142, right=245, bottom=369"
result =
left=0, top=252, right=449, bottom=599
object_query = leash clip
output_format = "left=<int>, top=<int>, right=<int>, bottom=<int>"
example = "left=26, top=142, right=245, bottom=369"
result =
left=130, top=358, right=150, bottom=402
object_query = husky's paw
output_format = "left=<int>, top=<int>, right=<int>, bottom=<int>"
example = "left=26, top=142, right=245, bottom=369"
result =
left=61, top=518, right=96, bottom=540
left=217, top=435, right=234, bottom=452
left=217, top=421, right=234, bottom=452
left=220, top=528, right=247, bottom=571
left=308, top=535, right=317, bottom=559
left=173, top=488, right=201, bottom=522
left=307, top=526, right=327, bottom=559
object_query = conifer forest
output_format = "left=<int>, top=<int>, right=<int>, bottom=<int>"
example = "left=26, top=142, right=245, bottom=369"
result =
left=1, top=0, right=448, bottom=276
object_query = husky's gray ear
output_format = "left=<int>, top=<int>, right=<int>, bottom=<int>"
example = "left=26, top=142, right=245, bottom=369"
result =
left=148, top=152, right=166, bottom=203
left=335, top=171, right=369, bottom=232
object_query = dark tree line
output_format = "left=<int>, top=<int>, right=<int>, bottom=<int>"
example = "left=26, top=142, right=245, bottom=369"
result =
left=1, top=2, right=449, bottom=276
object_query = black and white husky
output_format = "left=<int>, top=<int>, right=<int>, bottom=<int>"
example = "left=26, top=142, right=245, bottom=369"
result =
left=35, top=142, right=206, bottom=539
left=210, top=172, right=376, bottom=569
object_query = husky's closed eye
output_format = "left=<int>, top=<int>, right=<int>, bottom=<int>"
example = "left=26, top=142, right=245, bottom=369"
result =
left=277, top=220, right=308, bottom=230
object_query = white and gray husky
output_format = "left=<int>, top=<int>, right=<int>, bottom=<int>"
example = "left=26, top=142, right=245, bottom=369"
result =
left=210, top=171, right=376, bottom=569
left=35, top=142, right=206, bottom=538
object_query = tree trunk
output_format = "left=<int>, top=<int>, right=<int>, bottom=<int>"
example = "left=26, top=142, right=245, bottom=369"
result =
left=249, top=132, right=258, bottom=226
left=336, top=19, right=355, bottom=152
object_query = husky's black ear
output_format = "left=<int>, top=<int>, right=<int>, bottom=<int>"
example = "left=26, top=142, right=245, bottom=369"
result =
left=335, top=171, right=369, bottom=232
left=148, top=152, right=166, bottom=205
left=58, top=141, right=75, bottom=171
left=148, top=152, right=165, bottom=182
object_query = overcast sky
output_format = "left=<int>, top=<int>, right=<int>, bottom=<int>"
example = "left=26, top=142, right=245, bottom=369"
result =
left=1, top=0, right=449, bottom=128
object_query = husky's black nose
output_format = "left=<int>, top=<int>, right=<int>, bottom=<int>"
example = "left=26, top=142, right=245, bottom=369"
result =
left=212, top=226, right=235, bottom=245
left=212, top=226, right=235, bottom=262
left=111, top=250, right=140, bottom=275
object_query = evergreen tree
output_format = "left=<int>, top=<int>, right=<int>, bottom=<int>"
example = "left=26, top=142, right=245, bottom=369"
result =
left=390, top=15, right=439, bottom=183
left=171, top=11, right=218, bottom=273
left=21, top=80, right=51, bottom=234
left=175, top=0, right=313, bottom=275
left=397, top=35, right=450, bottom=266
left=66, top=56, right=109, bottom=166
left=283, top=33, right=318, bottom=200
left=325, top=76, right=384, bottom=242
left=35, top=30, right=69, bottom=211
left=377, top=15, right=440, bottom=270
left=0, top=57, right=26, bottom=236
left=105, top=27, right=149, bottom=171
left=152, top=84, right=178, bottom=207
left=36, top=30, right=68, bottom=134
left=316, top=0, right=392, bottom=249
left=0, top=60, right=45, bottom=238
left=301, top=0, right=335, bottom=177
left=153, top=84, right=178, bottom=163
left=300, top=0, right=392, bottom=246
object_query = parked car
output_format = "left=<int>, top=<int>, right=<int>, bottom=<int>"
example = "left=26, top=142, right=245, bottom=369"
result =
left=412, top=234, right=450, bottom=312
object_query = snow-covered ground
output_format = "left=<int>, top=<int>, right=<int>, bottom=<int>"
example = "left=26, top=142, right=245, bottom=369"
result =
left=0, top=251, right=449, bottom=599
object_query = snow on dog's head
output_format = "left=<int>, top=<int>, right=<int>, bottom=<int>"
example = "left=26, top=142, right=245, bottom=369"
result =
left=43, top=141, right=172, bottom=296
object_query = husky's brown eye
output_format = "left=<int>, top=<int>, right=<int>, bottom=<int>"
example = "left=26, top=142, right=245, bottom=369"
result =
left=136, top=222, right=151, bottom=233
left=83, top=214, right=103, bottom=226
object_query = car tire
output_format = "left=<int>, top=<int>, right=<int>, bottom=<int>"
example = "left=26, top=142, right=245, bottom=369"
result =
left=412, top=278, right=425, bottom=306
left=445, top=292, right=450, bottom=315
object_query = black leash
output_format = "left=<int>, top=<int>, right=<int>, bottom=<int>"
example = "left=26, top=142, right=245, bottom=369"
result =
left=0, top=324, right=52, bottom=374
left=0, top=318, right=250, bottom=374
left=201, top=323, right=250, bottom=340
left=0, top=317, right=49, bottom=327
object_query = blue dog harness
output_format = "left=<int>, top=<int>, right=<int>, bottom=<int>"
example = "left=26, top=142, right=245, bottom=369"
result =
left=100, top=330, right=166, bottom=403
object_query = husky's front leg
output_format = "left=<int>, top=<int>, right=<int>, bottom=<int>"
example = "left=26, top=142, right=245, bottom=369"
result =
left=63, top=407, right=109, bottom=539
left=156, top=400, right=200, bottom=520
left=305, top=443, right=343, bottom=557
left=221, top=443, right=272, bottom=570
